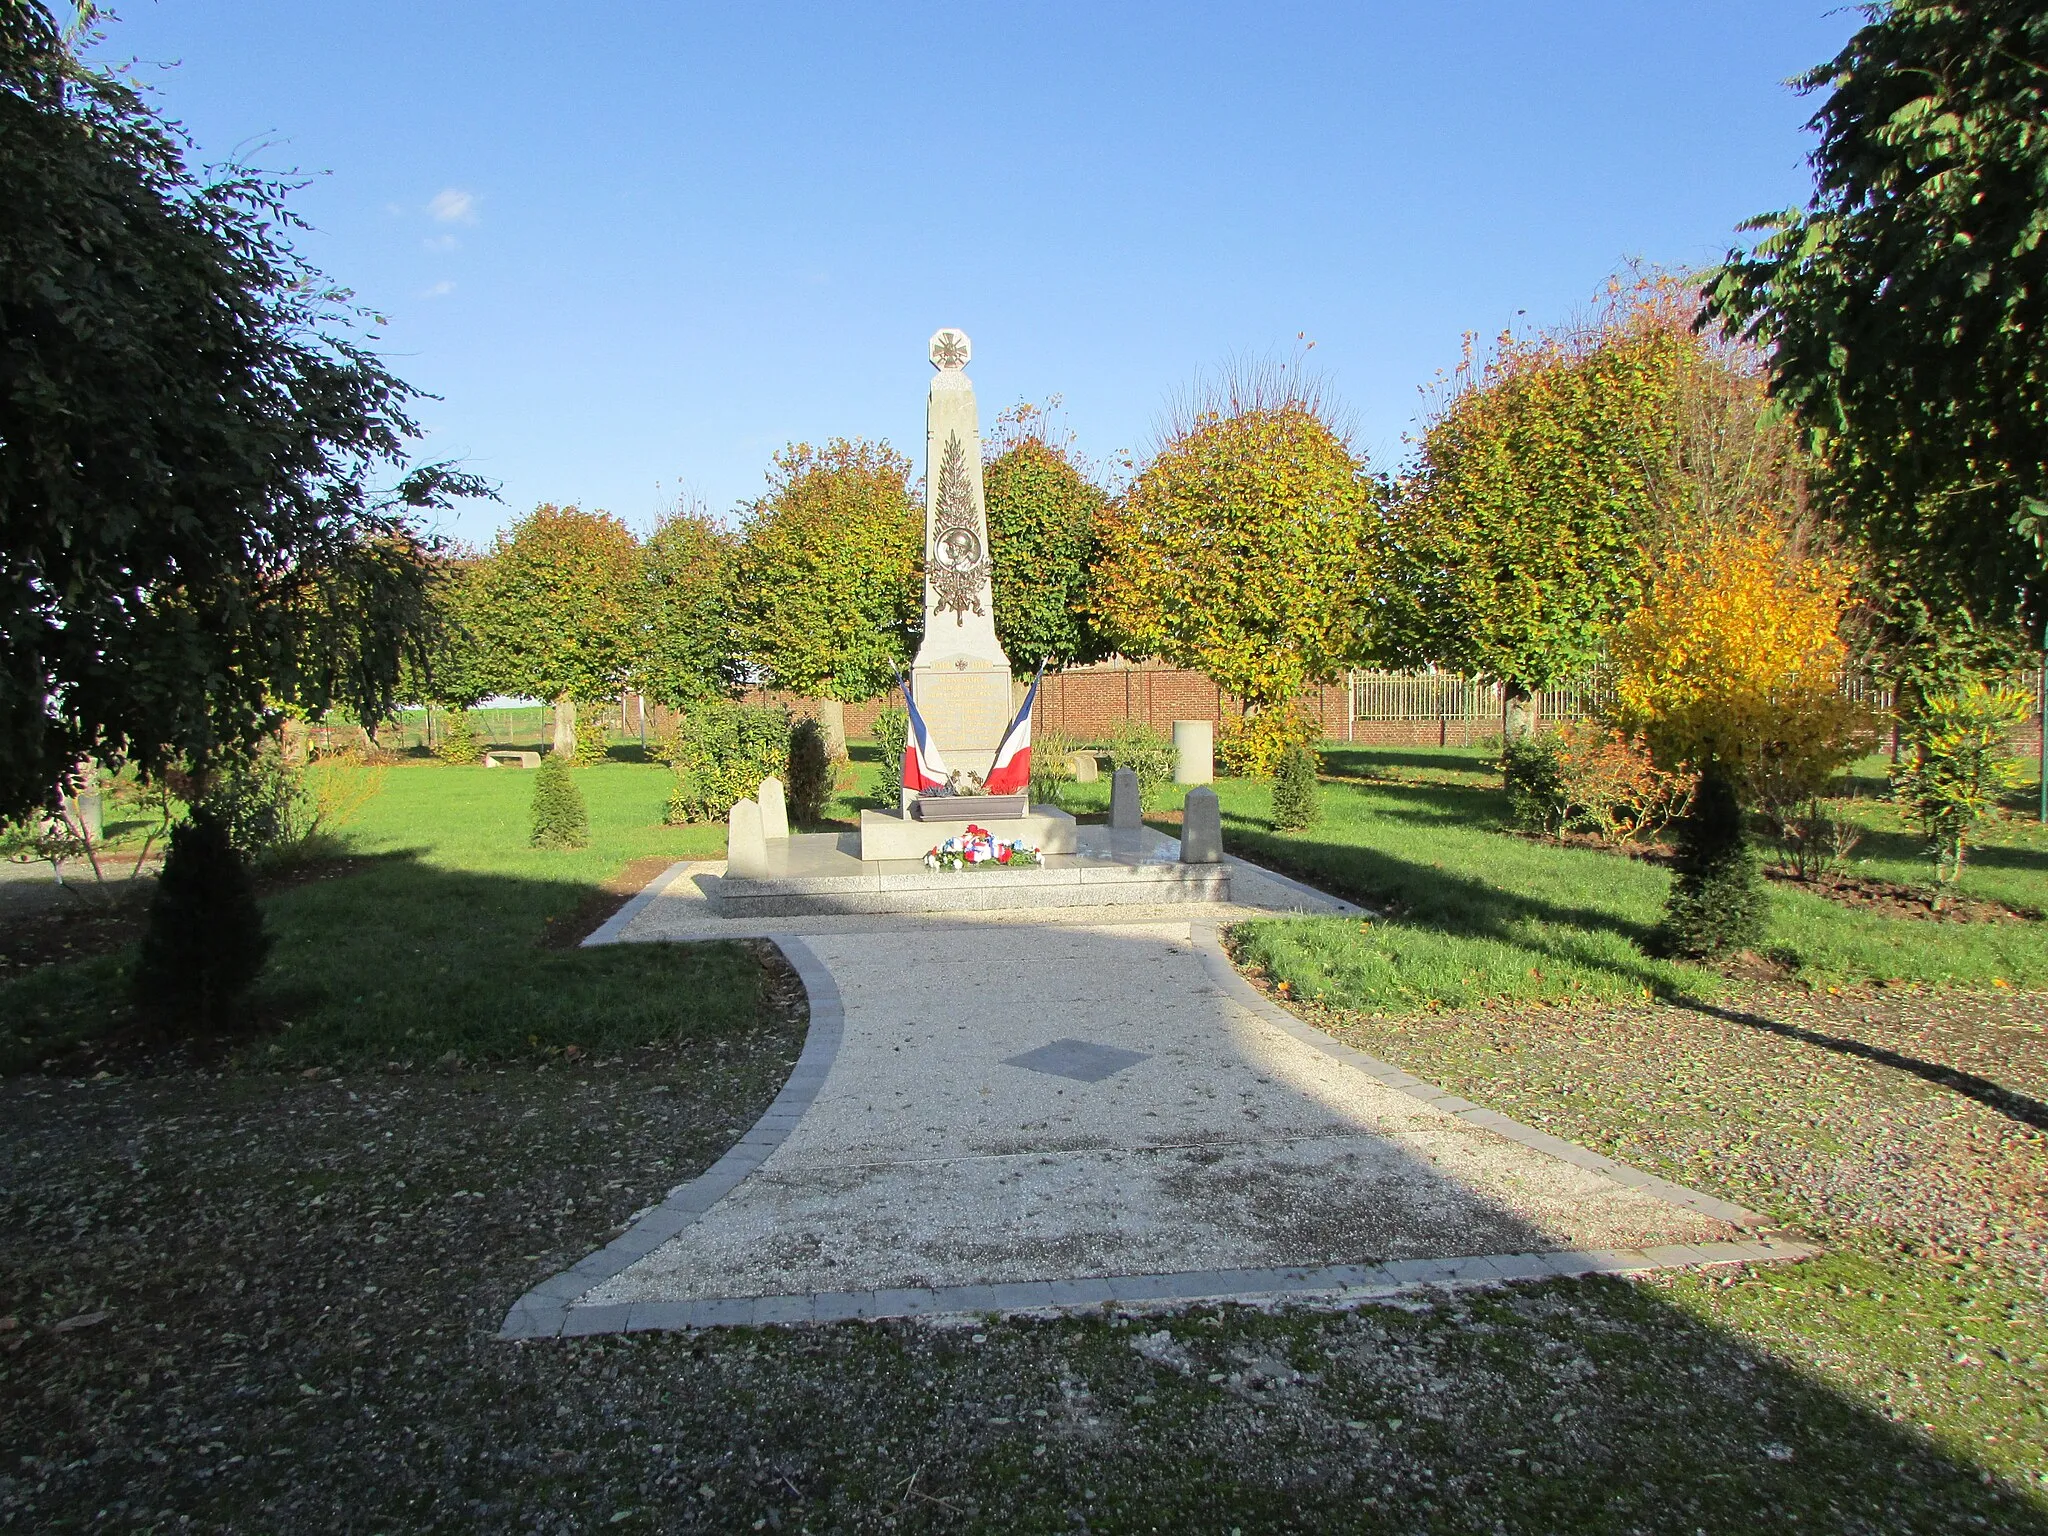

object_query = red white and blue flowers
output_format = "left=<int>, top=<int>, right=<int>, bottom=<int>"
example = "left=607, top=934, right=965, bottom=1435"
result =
left=924, top=824, right=1042, bottom=871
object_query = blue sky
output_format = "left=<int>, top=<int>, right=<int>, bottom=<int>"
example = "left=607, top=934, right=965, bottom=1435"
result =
left=89, top=1, right=1859, bottom=547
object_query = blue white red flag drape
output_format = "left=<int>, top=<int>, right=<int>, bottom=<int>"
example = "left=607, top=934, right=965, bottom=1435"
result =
left=899, top=673, right=950, bottom=795
left=981, top=661, right=1044, bottom=796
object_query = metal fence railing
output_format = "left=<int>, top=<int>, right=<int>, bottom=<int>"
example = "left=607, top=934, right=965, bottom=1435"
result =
left=1346, top=669, right=1615, bottom=726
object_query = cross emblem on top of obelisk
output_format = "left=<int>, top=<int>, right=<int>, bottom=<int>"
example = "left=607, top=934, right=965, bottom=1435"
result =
left=929, top=329, right=970, bottom=371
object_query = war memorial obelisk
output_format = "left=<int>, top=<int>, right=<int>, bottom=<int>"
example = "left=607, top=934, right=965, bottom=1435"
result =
left=907, top=328, right=1013, bottom=781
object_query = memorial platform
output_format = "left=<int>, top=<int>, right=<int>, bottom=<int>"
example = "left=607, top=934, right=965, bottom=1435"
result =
left=858, top=803, right=1076, bottom=861
left=710, top=824, right=1228, bottom=919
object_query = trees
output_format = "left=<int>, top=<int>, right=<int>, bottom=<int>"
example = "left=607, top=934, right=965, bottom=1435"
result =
left=464, top=505, right=644, bottom=756
left=1703, top=0, right=2048, bottom=643
left=0, top=4, right=486, bottom=819
left=731, top=438, right=921, bottom=754
left=1093, top=377, right=1380, bottom=772
left=1610, top=522, right=1866, bottom=955
left=982, top=405, right=1109, bottom=671
left=638, top=504, right=738, bottom=709
left=1388, top=283, right=1699, bottom=737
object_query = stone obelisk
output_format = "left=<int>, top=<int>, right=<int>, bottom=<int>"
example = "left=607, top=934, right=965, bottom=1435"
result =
left=909, top=328, right=1013, bottom=783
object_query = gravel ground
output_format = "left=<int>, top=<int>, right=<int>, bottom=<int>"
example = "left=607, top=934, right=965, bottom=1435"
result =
left=1292, top=984, right=2048, bottom=1293
left=4, top=953, right=2045, bottom=1532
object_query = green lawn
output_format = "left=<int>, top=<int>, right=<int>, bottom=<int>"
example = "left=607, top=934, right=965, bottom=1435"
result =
left=2, top=763, right=746, bottom=1073
left=1185, top=744, right=2048, bottom=1016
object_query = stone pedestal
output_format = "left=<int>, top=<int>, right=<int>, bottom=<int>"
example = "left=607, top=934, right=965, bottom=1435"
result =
left=1181, top=786, right=1222, bottom=864
left=860, top=806, right=1077, bottom=862
left=1110, top=768, right=1142, bottom=830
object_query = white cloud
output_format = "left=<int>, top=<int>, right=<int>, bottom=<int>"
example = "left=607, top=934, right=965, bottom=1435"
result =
left=422, top=280, right=456, bottom=299
left=427, top=188, right=478, bottom=224
left=423, top=234, right=461, bottom=253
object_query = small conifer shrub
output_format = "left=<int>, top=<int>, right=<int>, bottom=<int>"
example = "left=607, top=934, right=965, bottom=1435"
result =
left=131, top=808, right=272, bottom=1028
left=529, top=755, right=589, bottom=849
left=786, top=718, right=833, bottom=825
left=1271, top=742, right=1323, bottom=832
left=1653, top=770, right=1766, bottom=958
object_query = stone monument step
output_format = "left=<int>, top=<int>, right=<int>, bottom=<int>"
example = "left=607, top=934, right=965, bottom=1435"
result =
left=711, top=828, right=1230, bottom=919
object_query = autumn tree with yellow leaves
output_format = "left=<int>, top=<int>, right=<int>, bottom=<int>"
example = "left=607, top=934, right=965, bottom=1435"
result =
left=1612, top=523, right=1868, bottom=956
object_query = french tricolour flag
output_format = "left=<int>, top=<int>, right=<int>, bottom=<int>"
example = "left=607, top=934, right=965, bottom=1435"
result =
left=900, top=675, right=951, bottom=795
left=981, top=662, right=1045, bottom=796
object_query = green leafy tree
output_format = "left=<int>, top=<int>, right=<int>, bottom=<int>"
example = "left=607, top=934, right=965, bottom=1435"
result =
left=1094, top=376, right=1380, bottom=761
left=639, top=504, right=739, bottom=708
left=1703, top=0, right=2048, bottom=642
left=401, top=556, right=497, bottom=713
left=732, top=439, right=922, bottom=754
left=466, top=505, right=644, bottom=756
left=1388, top=282, right=1698, bottom=737
left=983, top=405, right=1109, bottom=670
left=0, top=4, right=489, bottom=819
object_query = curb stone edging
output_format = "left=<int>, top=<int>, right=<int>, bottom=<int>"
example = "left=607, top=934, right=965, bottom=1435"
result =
left=580, top=861, right=700, bottom=948
left=532, top=1240, right=1820, bottom=1335
left=498, top=933, right=846, bottom=1340
left=1221, top=854, right=1365, bottom=915
left=1186, top=918, right=1765, bottom=1230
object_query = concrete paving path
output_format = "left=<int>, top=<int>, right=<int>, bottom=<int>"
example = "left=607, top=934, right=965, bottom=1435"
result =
left=504, top=848, right=1809, bottom=1338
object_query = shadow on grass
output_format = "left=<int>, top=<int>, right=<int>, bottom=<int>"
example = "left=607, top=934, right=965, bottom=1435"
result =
left=1676, top=997, right=2048, bottom=1134
left=1221, top=813, right=1692, bottom=1001
left=1322, top=746, right=1499, bottom=779
left=1, top=849, right=763, bottom=1074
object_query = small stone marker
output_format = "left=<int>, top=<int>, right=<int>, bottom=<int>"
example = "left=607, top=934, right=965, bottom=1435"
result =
left=1110, top=767, right=1141, bottom=830
left=758, top=776, right=789, bottom=840
left=1180, top=786, right=1222, bottom=864
left=726, top=797, right=767, bottom=878
left=1065, top=750, right=1099, bottom=783
left=1172, top=720, right=1214, bottom=785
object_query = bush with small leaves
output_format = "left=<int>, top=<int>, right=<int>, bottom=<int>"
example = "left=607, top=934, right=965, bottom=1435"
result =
left=1271, top=742, right=1323, bottom=832
left=206, top=739, right=310, bottom=859
left=1218, top=706, right=1319, bottom=779
left=529, top=755, right=589, bottom=849
left=871, top=706, right=909, bottom=792
left=434, top=711, right=484, bottom=765
left=1500, top=734, right=1570, bottom=835
left=786, top=718, right=833, bottom=826
left=131, top=808, right=271, bottom=1029
left=571, top=708, right=610, bottom=766
left=658, top=701, right=791, bottom=823
left=1107, top=720, right=1178, bottom=810
left=1029, top=728, right=1080, bottom=809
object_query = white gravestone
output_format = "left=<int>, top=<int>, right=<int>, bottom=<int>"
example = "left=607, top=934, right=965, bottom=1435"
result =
left=726, top=798, right=767, bottom=878
left=757, top=776, right=789, bottom=840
